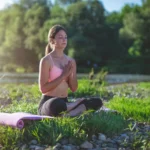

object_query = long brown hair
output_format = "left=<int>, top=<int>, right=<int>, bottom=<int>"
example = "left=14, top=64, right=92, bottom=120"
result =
left=45, top=25, right=66, bottom=55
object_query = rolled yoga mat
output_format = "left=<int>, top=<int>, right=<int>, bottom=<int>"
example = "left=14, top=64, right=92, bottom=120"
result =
left=0, top=112, right=53, bottom=129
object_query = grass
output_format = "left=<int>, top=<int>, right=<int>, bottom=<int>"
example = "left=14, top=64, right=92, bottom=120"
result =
left=106, top=97, right=150, bottom=123
left=0, top=80, right=150, bottom=150
left=78, top=111, right=127, bottom=137
left=0, top=112, right=127, bottom=150
left=105, top=82, right=150, bottom=123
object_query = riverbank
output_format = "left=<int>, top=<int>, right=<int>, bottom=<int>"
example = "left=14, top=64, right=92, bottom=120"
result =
left=0, top=82, right=150, bottom=150
left=0, top=73, right=150, bottom=84
left=17, top=121, right=150, bottom=150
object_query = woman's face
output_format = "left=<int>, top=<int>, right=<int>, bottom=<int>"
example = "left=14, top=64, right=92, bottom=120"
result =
left=52, top=30, right=67, bottom=50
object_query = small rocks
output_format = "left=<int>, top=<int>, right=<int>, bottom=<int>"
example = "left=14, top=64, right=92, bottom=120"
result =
left=98, top=133, right=107, bottom=141
left=92, top=134, right=97, bottom=141
left=20, top=144, right=28, bottom=150
left=30, top=140, right=38, bottom=145
left=60, top=138, right=69, bottom=145
left=80, top=141, right=93, bottom=149
left=29, top=145, right=45, bottom=150
left=53, top=143, right=61, bottom=150
left=62, top=145, right=72, bottom=150
left=2, top=121, right=149, bottom=150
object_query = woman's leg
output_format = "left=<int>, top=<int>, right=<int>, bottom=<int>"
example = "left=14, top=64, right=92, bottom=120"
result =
left=39, top=96, right=85, bottom=117
left=38, top=95, right=53, bottom=115
left=64, top=104, right=86, bottom=117
left=67, top=97, right=103, bottom=112
left=40, top=97, right=67, bottom=117
left=64, top=97, right=103, bottom=117
left=66, top=98, right=85, bottom=111
left=83, top=97, right=103, bottom=110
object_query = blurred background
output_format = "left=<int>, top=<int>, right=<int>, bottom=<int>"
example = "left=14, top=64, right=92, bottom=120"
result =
left=0, top=0, right=150, bottom=83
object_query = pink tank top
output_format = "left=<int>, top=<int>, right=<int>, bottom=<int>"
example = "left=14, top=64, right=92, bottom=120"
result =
left=48, top=55, right=63, bottom=82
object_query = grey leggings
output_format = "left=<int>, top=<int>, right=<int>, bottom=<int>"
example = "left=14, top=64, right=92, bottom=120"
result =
left=38, top=95, right=68, bottom=117
left=38, top=95, right=103, bottom=117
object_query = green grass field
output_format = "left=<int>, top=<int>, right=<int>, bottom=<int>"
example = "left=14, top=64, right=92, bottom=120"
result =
left=0, top=80, right=150, bottom=150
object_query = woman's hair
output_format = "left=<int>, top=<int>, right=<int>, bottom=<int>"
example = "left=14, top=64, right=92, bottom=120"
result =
left=45, top=24, right=66, bottom=55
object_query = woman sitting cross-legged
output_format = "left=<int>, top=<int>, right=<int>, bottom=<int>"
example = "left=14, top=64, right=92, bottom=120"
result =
left=38, top=24, right=103, bottom=117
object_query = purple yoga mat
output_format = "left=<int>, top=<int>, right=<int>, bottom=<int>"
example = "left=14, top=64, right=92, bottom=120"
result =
left=0, top=112, right=53, bottom=129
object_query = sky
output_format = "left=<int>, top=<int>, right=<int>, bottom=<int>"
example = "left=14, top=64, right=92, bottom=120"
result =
left=0, top=0, right=14, bottom=10
left=101, top=0, right=142, bottom=12
left=0, top=0, right=143, bottom=12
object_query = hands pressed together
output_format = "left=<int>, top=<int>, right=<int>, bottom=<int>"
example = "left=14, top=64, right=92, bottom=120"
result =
left=61, top=60, right=74, bottom=80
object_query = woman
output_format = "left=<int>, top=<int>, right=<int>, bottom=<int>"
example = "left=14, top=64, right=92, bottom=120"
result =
left=38, top=25, right=102, bottom=117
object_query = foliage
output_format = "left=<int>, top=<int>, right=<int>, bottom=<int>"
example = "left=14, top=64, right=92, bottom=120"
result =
left=124, top=124, right=150, bottom=150
left=78, top=111, right=127, bottom=137
left=68, top=79, right=101, bottom=98
left=0, top=81, right=150, bottom=149
left=24, top=117, right=86, bottom=145
left=106, top=96, right=150, bottom=123
left=118, top=2, right=150, bottom=74
left=0, top=0, right=149, bottom=74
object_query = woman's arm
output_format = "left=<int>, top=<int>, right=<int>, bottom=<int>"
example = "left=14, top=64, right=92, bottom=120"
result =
left=39, top=56, right=73, bottom=94
left=39, top=57, right=64, bottom=93
left=67, top=59, right=78, bottom=92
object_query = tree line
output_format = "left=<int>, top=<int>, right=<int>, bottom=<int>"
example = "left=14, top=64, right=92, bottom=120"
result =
left=0, top=0, right=150, bottom=74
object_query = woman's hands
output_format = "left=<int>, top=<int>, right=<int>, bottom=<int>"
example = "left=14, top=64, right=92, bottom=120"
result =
left=61, top=60, right=73, bottom=80
left=67, top=59, right=78, bottom=92
left=60, top=59, right=78, bottom=92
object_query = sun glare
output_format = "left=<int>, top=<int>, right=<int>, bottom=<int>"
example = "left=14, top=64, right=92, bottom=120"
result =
left=0, top=0, right=14, bottom=10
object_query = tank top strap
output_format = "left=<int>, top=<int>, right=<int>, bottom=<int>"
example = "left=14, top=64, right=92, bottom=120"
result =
left=49, top=54, right=54, bottom=67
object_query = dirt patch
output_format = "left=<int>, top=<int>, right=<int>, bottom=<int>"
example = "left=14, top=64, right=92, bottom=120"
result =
left=0, top=98, right=12, bottom=107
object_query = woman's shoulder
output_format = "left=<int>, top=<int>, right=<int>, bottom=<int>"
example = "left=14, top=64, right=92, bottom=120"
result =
left=65, top=55, right=75, bottom=62
left=40, top=54, right=52, bottom=66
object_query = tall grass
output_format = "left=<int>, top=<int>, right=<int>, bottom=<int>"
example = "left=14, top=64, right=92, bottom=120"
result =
left=78, top=111, right=127, bottom=137
left=106, top=96, right=150, bottom=123
left=0, top=81, right=150, bottom=149
left=0, top=112, right=127, bottom=150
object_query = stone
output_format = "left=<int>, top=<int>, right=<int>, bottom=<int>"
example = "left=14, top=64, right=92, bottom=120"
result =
left=35, top=146, right=45, bottom=150
left=60, top=138, right=69, bottom=145
left=92, top=135, right=97, bottom=141
left=80, top=141, right=93, bottom=149
left=29, top=145, right=37, bottom=149
left=20, top=144, right=28, bottom=150
left=29, top=140, right=38, bottom=145
left=62, top=145, right=72, bottom=150
left=98, top=133, right=107, bottom=141
left=68, top=137, right=76, bottom=145
left=107, top=148, right=118, bottom=150
left=53, top=143, right=61, bottom=149
left=45, top=146, right=52, bottom=150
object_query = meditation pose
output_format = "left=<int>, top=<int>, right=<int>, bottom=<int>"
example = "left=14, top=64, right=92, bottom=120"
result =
left=38, top=25, right=102, bottom=117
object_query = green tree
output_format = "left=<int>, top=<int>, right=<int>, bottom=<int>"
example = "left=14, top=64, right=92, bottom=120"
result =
left=0, top=4, right=26, bottom=70
left=39, top=4, right=67, bottom=58
left=19, top=0, right=52, bottom=9
left=24, top=3, right=50, bottom=56
left=0, top=1, right=50, bottom=72
left=66, top=0, right=106, bottom=66
left=118, top=1, right=150, bottom=73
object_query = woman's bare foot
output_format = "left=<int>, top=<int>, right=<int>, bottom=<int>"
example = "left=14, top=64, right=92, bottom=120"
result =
left=63, top=104, right=86, bottom=117
left=66, top=98, right=85, bottom=111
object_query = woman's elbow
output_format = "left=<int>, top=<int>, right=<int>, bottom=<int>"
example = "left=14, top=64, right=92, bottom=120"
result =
left=71, top=86, right=78, bottom=92
left=72, top=89, right=77, bottom=92
left=39, top=86, right=47, bottom=93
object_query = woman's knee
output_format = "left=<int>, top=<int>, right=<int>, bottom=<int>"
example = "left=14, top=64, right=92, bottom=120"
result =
left=40, top=99, right=52, bottom=116
left=84, top=97, right=103, bottom=110
left=40, top=97, right=67, bottom=117
left=51, top=99, right=67, bottom=116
